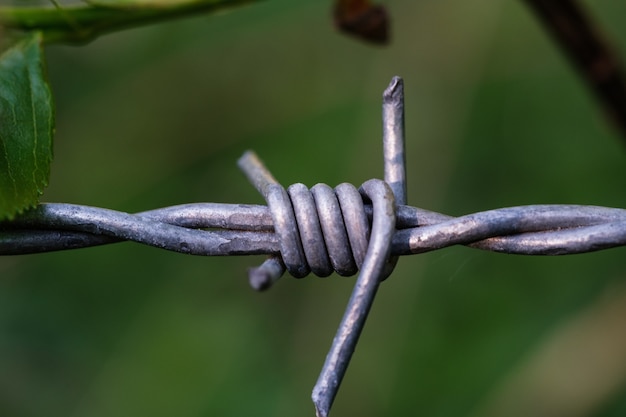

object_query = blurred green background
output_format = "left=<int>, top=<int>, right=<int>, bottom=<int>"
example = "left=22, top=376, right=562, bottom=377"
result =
left=2, top=1, right=626, bottom=416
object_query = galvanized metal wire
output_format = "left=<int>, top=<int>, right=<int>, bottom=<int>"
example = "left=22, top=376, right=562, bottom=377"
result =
left=3, top=201, right=625, bottom=261
left=1, top=76, right=625, bottom=417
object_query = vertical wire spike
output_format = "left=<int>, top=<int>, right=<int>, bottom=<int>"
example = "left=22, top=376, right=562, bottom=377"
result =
left=381, top=75, right=405, bottom=278
left=311, top=180, right=396, bottom=417
left=383, top=76, right=407, bottom=206
left=311, top=76, right=406, bottom=417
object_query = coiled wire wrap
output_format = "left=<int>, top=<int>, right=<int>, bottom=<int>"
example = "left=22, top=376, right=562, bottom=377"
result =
left=237, top=150, right=376, bottom=283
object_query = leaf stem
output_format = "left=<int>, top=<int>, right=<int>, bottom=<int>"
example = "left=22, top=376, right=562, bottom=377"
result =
left=0, top=0, right=262, bottom=44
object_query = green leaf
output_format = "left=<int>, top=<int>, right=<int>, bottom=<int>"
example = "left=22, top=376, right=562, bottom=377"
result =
left=0, top=32, right=54, bottom=220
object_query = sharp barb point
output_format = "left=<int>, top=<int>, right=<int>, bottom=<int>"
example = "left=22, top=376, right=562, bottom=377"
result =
left=383, top=76, right=403, bottom=101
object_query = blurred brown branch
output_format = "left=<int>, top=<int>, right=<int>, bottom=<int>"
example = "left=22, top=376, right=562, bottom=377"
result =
left=333, top=0, right=389, bottom=45
left=523, top=0, right=626, bottom=143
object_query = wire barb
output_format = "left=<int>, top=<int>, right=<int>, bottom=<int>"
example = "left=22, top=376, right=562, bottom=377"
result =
left=383, top=75, right=407, bottom=205
left=312, top=179, right=396, bottom=417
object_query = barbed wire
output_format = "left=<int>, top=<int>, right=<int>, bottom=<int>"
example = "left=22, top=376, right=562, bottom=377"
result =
left=2, top=77, right=625, bottom=417
left=3, top=202, right=625, bottom=261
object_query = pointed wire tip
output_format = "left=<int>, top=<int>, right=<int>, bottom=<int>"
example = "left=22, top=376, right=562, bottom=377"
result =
left=248, top=256, right=284, bottom=291
left=312, top=385, right=331, bottom=417
left=383, top=76, right=403, bottom=102
left=236, top=149, right=256, bottom=169
left=248, top=267, right=273, bottom=291
left=314, top=401, right=328, bottom=417
left=237, top=150, right=279, bottom=199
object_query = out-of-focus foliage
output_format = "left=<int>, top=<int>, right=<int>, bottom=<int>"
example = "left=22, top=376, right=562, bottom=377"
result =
left=0, top=0, right=255, bottom=218
left=1, top=1, right=626, bottom=416
left=0, top=32, right=53, bottom=220
left=0, top=0, right=258, bottom=44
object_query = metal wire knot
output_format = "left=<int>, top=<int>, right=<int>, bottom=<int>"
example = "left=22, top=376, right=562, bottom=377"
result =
left=238, top=152, right=399, bottom=286
left=237, top=78, right=408, bottom=417
left=236, top=149, right=401, bottom=416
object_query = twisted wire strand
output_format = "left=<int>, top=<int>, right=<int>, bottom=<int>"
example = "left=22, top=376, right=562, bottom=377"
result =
left=3, top=202, right=625, bottom=257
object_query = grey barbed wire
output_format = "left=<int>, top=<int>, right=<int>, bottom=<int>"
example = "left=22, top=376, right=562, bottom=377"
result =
left=3, top=202, right=625, bottom=258
left=2, top=77, right=626, bottom=417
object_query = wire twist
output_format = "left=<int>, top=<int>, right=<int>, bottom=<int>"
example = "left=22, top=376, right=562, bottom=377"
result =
left=3, top=203, right=626, bottom=259
left=237, top=151, right=397, bottom=286
left=239, top=151, right=371, bottom=278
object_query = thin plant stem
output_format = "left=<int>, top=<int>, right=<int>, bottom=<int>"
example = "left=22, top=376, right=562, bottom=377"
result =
left=0, top=0, right=262, bottom=44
